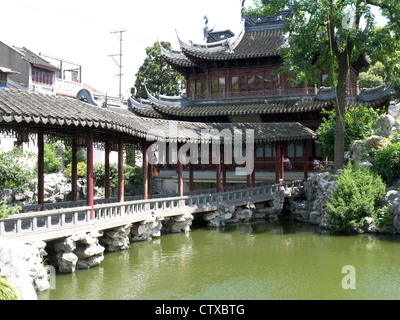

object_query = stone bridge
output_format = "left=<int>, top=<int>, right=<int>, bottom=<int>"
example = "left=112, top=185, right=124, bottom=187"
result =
left=0, top=180, right=304, bottom=244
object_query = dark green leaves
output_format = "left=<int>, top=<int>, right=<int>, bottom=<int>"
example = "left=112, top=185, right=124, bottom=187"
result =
left=132, top=41, right=185, bottom=99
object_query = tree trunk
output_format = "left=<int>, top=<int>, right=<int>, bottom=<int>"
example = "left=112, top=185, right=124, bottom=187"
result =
left=334, top=57, right=349, bottom=170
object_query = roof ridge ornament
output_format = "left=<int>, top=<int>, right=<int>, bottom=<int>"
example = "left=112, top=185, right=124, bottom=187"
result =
left=176, top=20, right=245, bottom=54
left=241, top=0, right=246, bottom=21
left=203, top=15, right=214, bottom=42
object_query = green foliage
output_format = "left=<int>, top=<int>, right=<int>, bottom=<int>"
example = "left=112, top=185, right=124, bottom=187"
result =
left=124, top=165, right=143, bottom=196
left=93, top=163, right=118, bottom=189
left=357, top=72, right=383, bottom=89
left=62, top=145, right=86, bottom=167
left=0, top=201, right=20, bottom=219
left=316, top=106, right=383, bottom=158
left=125, top=144, right=139, bottom=167
left=44, top=142, right=60, bottom=174
left=247, top=1, right=400, bottom=87
left=0, top=277, right=19, bottom=300
left=374, top=207, right=393, bottom=228
left=327, top=163, right=386, bottom=233
left=0, top=148, right=35, bottom=190
left=64, top=162, right=87, bottom=180
left=93, top=163, right=143, bottom=196
left=358, top=62, right=385, bottom=89
left=371, top=141, right=400, bottom=183
left=132, top=41, right=186, bottom=99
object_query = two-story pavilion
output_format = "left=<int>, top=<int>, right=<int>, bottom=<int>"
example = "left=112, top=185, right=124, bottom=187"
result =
left=125, top=8, right=392, bottom=189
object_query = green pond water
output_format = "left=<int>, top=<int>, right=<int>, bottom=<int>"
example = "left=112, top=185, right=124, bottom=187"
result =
left=38, top=220, right=400, bottom=300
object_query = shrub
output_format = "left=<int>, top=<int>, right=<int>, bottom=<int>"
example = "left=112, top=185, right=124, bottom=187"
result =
left=64, top=162, right=87, bottom=180
left=327, top=163, right=386, bottom=233
left=371, top=141, right=400, bottom=183
left=62, top=145, right=86, bottom=167
left=93, top=163, right=119, bottom=189
left=316, top=106, right=383, bottom=158
left=0, top=148, right=35, bottom=190
left=0, top=201, right=21, bottom=219
left=44, top=142, right=60, bottom=173
left=124, top=165, right=143, bottom=195
left=0, top=277, right=19, bottom=300
left=93, top=163, right=143, bottom=196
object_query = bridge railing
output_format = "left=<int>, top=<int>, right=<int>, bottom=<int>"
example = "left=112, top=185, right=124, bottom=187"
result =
left=0, top=180, right=305, bottom=239
left=0, top=206, right=92, bottom=237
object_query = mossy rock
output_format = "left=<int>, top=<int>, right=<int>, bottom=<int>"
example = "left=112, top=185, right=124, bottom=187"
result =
left=365, top=135, right=387, bottom=149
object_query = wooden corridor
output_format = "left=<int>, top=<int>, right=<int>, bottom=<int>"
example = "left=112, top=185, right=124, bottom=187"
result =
left=0, top=180, right=304, bottom=244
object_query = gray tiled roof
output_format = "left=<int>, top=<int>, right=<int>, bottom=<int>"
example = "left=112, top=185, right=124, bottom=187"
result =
left=14, top=47, right=59, bottom=71
left=129, top=85, right=392, bottom=120
left=0, top=87, right=316, bottom=143
left=178, top=28, right=281, bottom=62
left=168, top=11, right=290, bottom=67
left=149, top=97, right=329, bottom=118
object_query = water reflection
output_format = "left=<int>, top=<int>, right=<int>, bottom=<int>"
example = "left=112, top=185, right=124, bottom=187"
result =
left=39, top=220, right=400, bottom=300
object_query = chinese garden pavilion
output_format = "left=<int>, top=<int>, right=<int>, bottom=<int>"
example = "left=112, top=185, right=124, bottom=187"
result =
left=126, top=8, right=392, bottom=176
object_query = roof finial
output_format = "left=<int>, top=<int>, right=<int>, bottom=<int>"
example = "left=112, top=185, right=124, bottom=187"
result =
left=203, top=15, right=214, bottom=41
left=241, top=0, right=246, bottom=20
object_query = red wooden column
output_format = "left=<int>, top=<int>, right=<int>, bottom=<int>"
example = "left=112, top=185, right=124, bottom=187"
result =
left=148, top=162, right=153, bottom=199
left=275, top=142, right=280, bottom=184
left=37, top=131, right=44, bottom=211
left=104, top=141, right=110, bottom=202
left=246, top=144, right=252, bottom=196
left=189, top=146, right=194, bottom=195
left=86, top=130, right=94, bottom=219
left=177, top=144, right=183, bottom=197
left=216, top=144, right=221, bottom=194
left=280, top=143, right=285, bottom=183
left=189, top=163, right=194, bottom=195
left=304, top=140, right=309, bottom=180
left=71, top=136, right=78, bottom=203
left=142, top=142, right=148, bottom=200
left=222, top=151, right=227, bottom=192
left=118, top=137, right=124, bottom=203
left=252, top=146, right=256, bottom=187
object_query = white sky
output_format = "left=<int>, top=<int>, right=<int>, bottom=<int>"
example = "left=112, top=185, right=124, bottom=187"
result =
left=2, top=1, right=386, bottom=99
left=2, top=0, right=249, bottom=98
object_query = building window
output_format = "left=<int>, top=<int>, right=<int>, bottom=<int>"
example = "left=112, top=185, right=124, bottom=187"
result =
left=287, top=142, right=304, bottom=158
left=248, top=75, right=256, bottom=91
left=0, top=71, right=7, bottom=87
left=231, top=72, right=281, bottom=94
left=32, top=67, right=54, bottom=86
left=256, top=145, right=263, bottom=157
left=189, top=78, right=206, bottom=97
left=273, top=74, right=281, bottom=89
left=265, top=144, right=272, bottom=157
left=264, top=74, right=273, bottom=90
left=232, top=76, right=239, bottom=92
left=296, top=142, right=303, bottom=157
left=256, top=75, right=264, bottom=91
left=211, top=77, right=226, bottom=95
left=211, top=78, right=218, bottom=94
left=288, top=143, right=295, bottom=157
left=239, top=76, right=247, bottom=92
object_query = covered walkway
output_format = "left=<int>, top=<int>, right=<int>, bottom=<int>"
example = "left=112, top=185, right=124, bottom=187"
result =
left=0, top=87, right=316, bottom=217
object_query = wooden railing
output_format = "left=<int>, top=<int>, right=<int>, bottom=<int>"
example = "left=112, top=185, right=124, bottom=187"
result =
left=191, top=88, right=317, bottom=101
left=0, top=180, right=304, bottom=239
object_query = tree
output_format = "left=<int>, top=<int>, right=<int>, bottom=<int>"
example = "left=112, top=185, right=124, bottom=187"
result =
left=316, top=105, right=383, bottom=158
left=132, top=41, right=186, bottom=99
left=248, top=0, right=400, bottom=170
left=358, top=62, right=384, bottom=88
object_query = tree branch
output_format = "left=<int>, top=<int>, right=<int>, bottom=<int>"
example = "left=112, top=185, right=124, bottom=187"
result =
left=365, top=0, right=400, bottom=29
